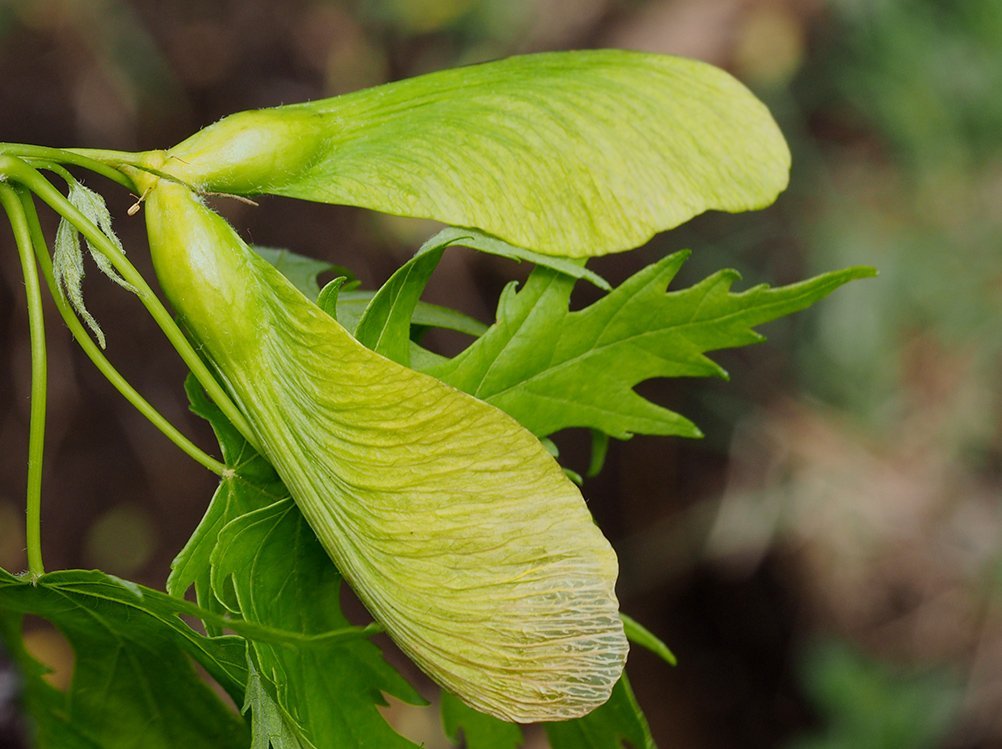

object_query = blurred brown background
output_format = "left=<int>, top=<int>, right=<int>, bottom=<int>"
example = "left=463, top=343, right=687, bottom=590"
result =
left=1, top=0, right=1001, bottom=746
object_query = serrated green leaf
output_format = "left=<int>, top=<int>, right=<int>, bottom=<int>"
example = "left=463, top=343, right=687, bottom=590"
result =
left=253, top=245, right=344, bottom=299
left=622, top=613, right=676, bottom=667
left=0, top=568, right=249, bottom=749
left=0, top=610, right=100, bottom=749
left=212, top=498, right=423, bottom=748
left=243, top=658, right=313, bottom=749
left=427, top=252, right=876, bottom=439
left=1, top=569, right=250, bottom=699
left=167, top=376, right=288, bottom=629
left=544, top=675, right=655, bottom=749
left=144, top=178, right=628, bottom=722
left=441, top=690, right=523, bottom=749
left=154, top=50, right=790, bottom=257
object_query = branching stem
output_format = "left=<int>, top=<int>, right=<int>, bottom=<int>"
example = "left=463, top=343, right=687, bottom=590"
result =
left=17, top=190, right=228, bottom=477
left=0, top=155, right=262, bottom=454
left=0, top=144, right=136, bottom=191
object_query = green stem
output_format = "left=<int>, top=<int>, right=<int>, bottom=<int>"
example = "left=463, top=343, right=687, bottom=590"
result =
left=62, top=147, right=150, bottom=171
left=0, top=155, right=262, bottom=453
left=17, top=190, right=228, bottom=477
left=0, top=144, right=135, bottom=192
left=0, top=184, right=48, bottom=576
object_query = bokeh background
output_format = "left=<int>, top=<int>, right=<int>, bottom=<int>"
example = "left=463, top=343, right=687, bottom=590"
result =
left=1, top=0, right=1000, bottom=746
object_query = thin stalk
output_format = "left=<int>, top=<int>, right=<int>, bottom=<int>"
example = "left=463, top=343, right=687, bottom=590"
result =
left=62, top=147, right=150, bottom=172
left=0, top=184, right=48, bottom=576
left=17, top=190, right=227, bottom=477
left=0, top=144, right=135, bottom=192
left=0, top=155, right=262, bottom=453
left=33, top=161, right=76, bottom=186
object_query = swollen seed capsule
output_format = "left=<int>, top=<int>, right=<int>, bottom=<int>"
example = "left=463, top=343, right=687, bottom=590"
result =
left=159, top=109, right=326, bottom=195
left=140, top=176, right=628, bottom=722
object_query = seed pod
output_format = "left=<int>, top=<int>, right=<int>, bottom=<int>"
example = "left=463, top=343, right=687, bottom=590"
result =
left=141, top=176, right=628, bottom=722
left=157, top=108, right=325, bottom=197
left=145, top=49, right=790, bottom=258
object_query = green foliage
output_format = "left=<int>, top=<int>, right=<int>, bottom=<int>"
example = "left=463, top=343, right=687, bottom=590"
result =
left=0, top=46, right=872, bottom=748
left=213, top=500, right=424, bottom=748
left=337, top=288, right=488, bottom=342
left=620, top=614, right=676, bottom=667
left=438, top=670, right=657, bottom=749
left=350, top=239, right=870, bottom=442
left=243, top=659, right=309, bottom=749
left=425, top=252, right=872, bottom=439
left=441, top=691, right=524, bottom=749
left=172, top=378, right=422, bottom=748
left=253, top=245, right=342, bottom=300
left=167, top=376, right=288, bottom=625
left=0, top=569, right=249, bottom=749
left=0, top=611, right=99, bottom=749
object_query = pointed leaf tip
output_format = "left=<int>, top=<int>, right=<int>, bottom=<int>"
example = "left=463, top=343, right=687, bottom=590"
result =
left=428, top=251, right=870, bottom=442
